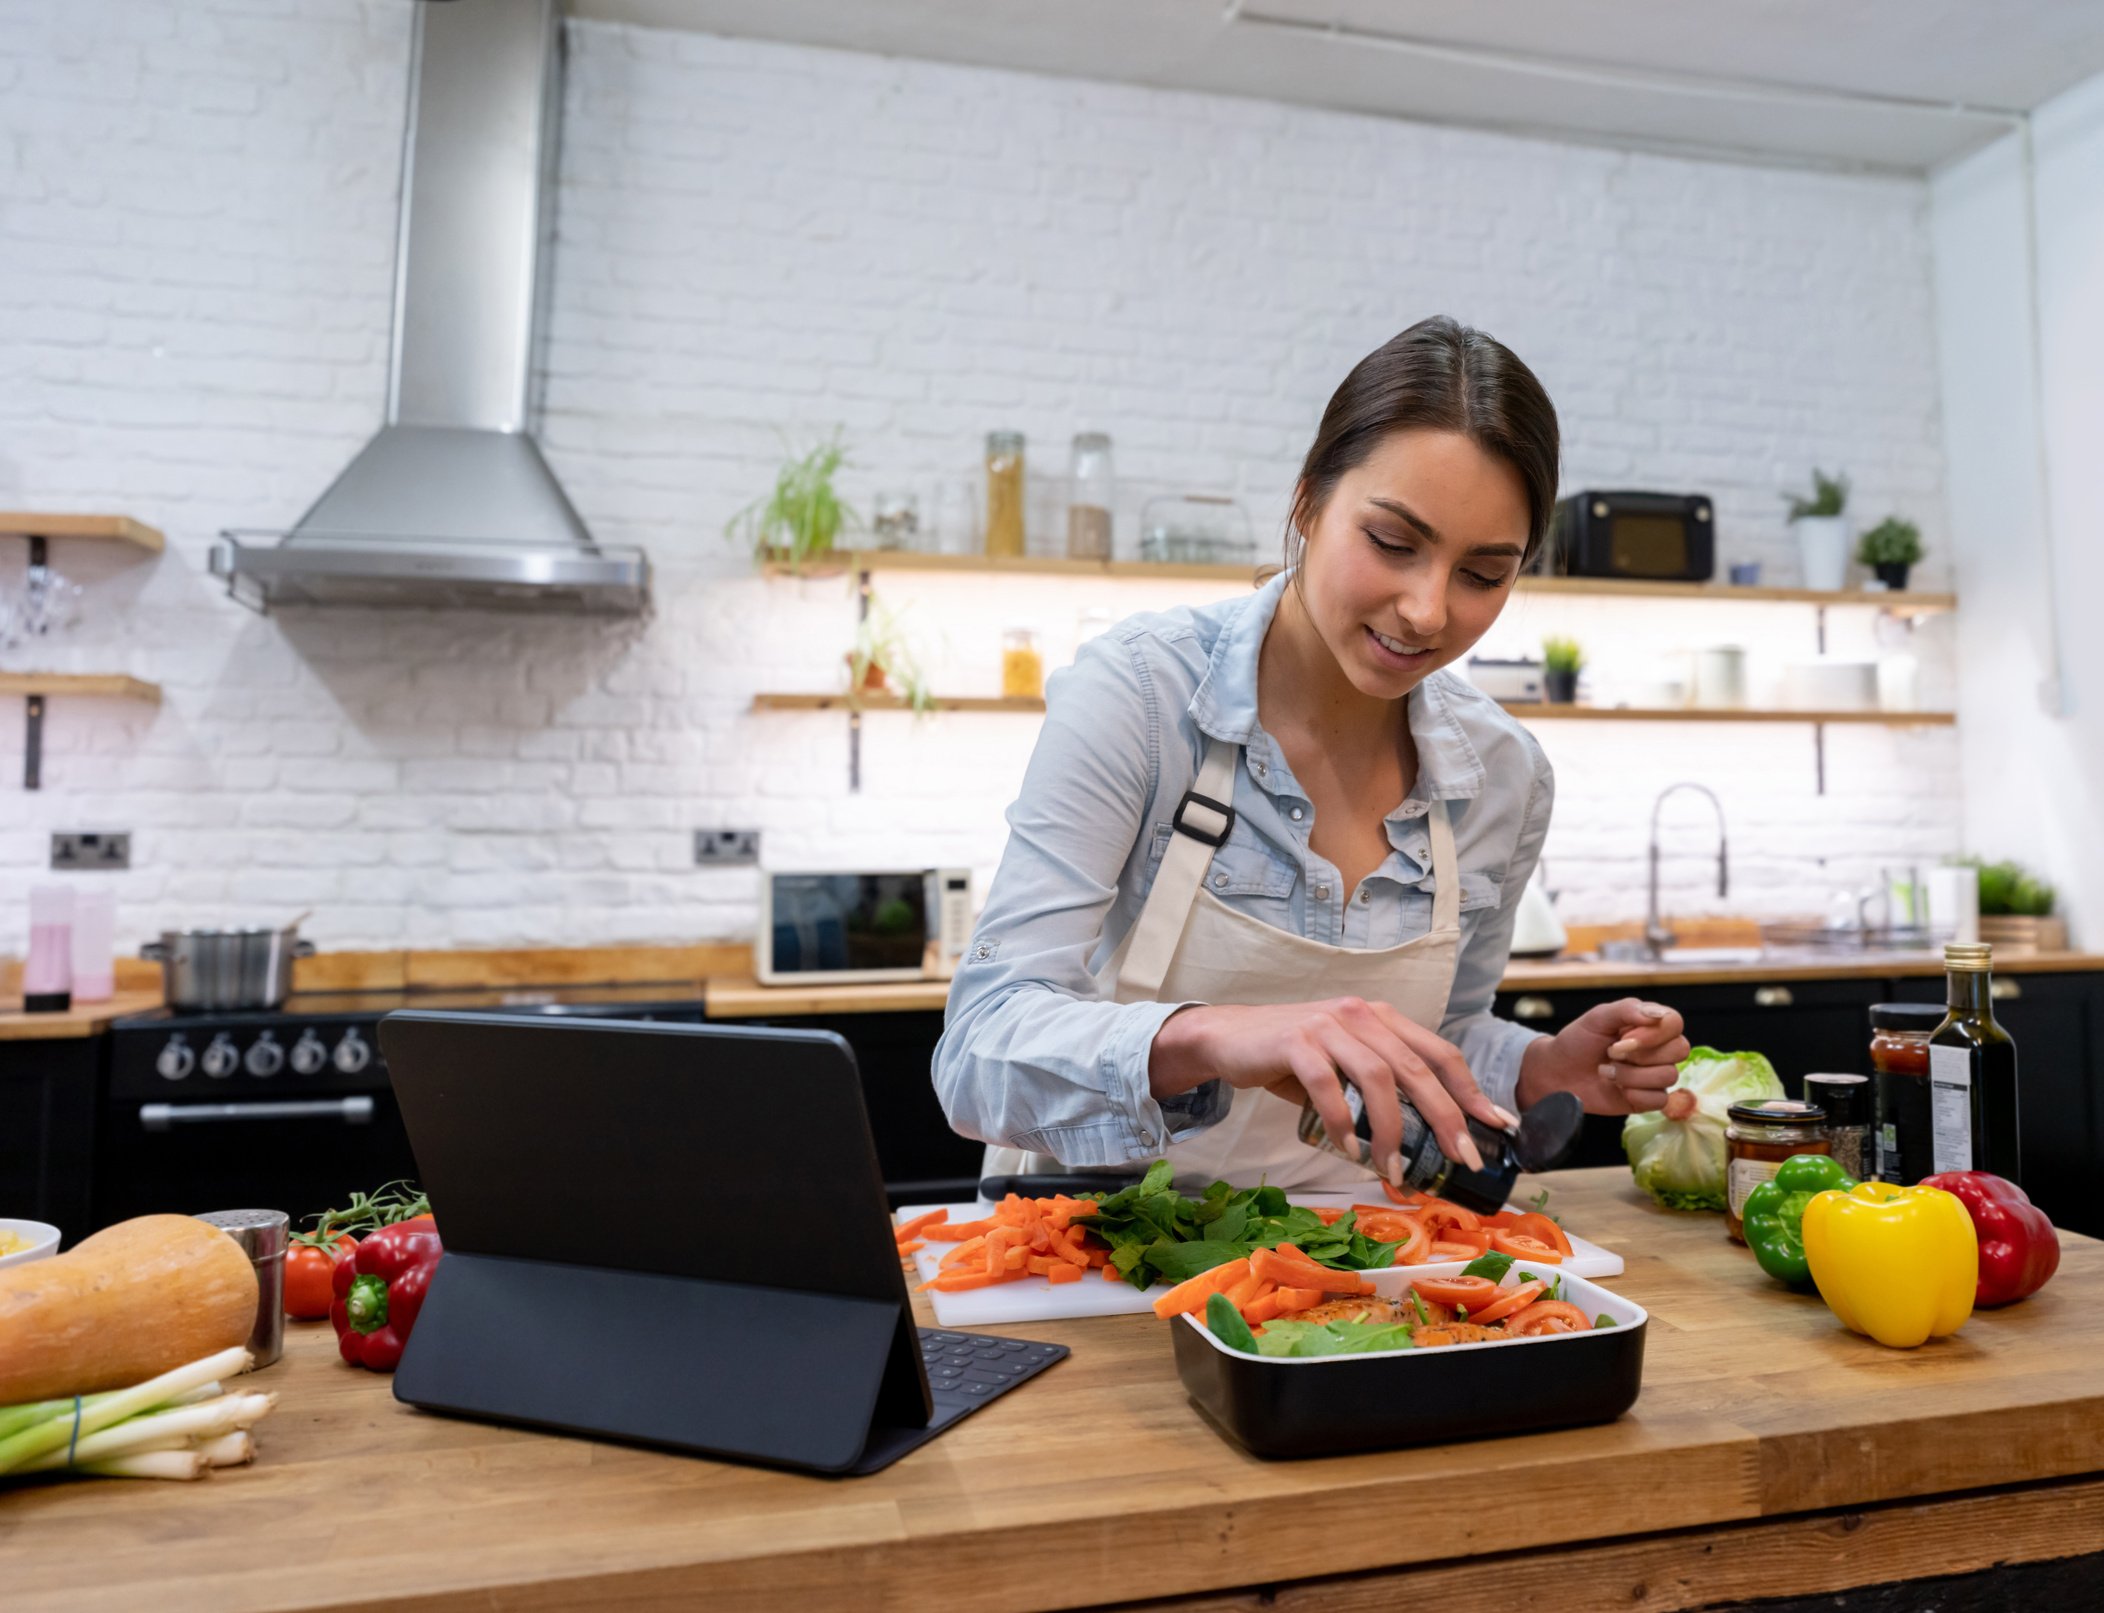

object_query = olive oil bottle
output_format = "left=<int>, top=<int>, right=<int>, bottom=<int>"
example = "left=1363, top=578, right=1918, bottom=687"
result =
left=1928, top=942, right=2021, bottom=1183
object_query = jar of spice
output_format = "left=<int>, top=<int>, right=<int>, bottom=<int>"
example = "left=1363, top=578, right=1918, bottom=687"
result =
left=1723, top=1098, right=1828, bottom=1244
left=1869, top=1001, right=1945, bottom=1184
left=1001, top=626, right=1044, bottom=699
left=1803, top=1073, right=1872, bottom=1180
left=1066, top=432, right=1114, bottom=560
left=984, top=431, right=1026, bottom=558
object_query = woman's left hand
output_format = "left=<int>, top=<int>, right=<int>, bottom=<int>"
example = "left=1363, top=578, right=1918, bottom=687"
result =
left=1516, top=997, right=1690, bottom=1115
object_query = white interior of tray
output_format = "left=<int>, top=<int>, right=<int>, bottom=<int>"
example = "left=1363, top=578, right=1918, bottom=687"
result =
left=1177, top=1260, right=1648, bottom=1365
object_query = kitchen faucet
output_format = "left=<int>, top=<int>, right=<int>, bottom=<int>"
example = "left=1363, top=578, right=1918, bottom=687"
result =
left=1645, top=783, right=1729, bottom=958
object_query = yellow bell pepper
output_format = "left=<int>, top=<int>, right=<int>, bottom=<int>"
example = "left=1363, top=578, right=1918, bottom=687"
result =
left=1801, top=1181, right=1977, bottom=1348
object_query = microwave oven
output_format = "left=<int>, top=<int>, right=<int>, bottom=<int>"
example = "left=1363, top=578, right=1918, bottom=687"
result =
left=1545, top=490, right=1714, bottom=581
left=756, top=868, right=973, bottom=985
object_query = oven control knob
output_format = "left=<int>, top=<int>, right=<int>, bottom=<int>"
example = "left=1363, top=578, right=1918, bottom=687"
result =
left=156, top=1036, right=195, bottom=1082
left=290, top=1031, right=328, bottom=1076
left=202, top=1034, right=240, bottom=1080
left=245, top=1033, right=284, bottom=1078
left=332, top=1029, right=371, bottom=1075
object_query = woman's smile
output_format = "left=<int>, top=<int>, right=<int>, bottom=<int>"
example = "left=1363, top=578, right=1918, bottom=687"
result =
left=1364, top=625, right=1435, bottom=669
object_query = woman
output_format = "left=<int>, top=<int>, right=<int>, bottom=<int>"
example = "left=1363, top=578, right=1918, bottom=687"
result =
left=934, top=316, right=1689, bottom=1192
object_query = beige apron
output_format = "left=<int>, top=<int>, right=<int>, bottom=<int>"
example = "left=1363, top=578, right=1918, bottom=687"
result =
left=982, top=735, right=1463, bottom=1193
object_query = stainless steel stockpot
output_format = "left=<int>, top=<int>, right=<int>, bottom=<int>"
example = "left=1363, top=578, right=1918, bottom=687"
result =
left=140, top=927, right=315, bottom=1012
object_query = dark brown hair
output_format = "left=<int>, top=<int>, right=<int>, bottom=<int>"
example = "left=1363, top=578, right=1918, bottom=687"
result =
left=1286, top=315, right=1561, bottom=571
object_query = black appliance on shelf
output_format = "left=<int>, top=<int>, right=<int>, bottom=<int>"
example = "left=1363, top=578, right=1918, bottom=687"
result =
left=95, top=986, right=717, bottom=1228
left=1543, top=490, right=1715, bottom=581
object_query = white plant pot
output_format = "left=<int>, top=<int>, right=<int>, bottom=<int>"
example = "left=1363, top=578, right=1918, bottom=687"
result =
left=1793, top=514, right=1852, bottom=592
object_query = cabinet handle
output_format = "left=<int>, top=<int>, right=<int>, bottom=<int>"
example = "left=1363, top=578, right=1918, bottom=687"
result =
left=1512, top=995, right=1555, bottom=1022
left=1755, top=986, right=1794, bottom=1008
left=1991, top=978, right=2022, bottom=1001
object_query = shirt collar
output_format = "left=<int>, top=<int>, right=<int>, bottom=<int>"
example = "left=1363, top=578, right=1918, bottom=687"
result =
left=1188, top=571, right=1487, bottom=803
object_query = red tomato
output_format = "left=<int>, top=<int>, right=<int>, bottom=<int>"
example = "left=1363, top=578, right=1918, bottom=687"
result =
left=1417, top=1200, right=1482, bottom=1237
left=1411, top=1275, right=1500, bottom=1309
left=1465, top=1281, right=1546, bottom=1326
left=1508, top=1301, right=1594, bottom=1336
left=284, top=1232, right=357, bottom=1319
left=1508, top=1211, right=1573, bottom=1255
left=1489, top=1230, right=1565, bottom=1264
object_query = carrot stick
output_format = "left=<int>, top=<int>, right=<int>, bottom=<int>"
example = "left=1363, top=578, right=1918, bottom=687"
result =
left=1268, top=1285, right=1327, bottom=1314
left=896, top=1240, right=925, bottom=1256
left=1149, top=1256, right=1251, bottom=1320
left=1045, top=1263, right=1083, bottom=1285
left=893, top=1208, right=949, bottom=1242
left=939, top=1235, right=988, bottom=1269
left=1251, top=1247, right=1369, bottom=1291
left=924, top=1219, right=995, bottom=1241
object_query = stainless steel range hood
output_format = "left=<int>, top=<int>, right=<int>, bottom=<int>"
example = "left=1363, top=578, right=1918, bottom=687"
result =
left=213, top=0, right=647, bottom=615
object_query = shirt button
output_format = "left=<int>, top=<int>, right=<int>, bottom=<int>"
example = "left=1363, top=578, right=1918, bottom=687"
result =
left=1254, top=761, right=1267, bottom=776
left=1315, top=884, right=1331, bottom=901
left=1212, top=873, right=1229, bottom=889
left=1290, top=807, right=1305, bottom=822
left=1140, top=1131, right=1153, bottom=1144
left=1358, top=888, right=1371, bottom=904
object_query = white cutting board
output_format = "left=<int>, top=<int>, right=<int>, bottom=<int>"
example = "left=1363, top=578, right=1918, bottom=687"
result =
left=898, top=1191, right=1624, bottom=1327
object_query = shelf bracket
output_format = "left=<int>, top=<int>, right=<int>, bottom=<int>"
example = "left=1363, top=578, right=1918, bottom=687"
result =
left=1813, top=720, right=1826, bottom=796
left=23, top=692, right=44, bottom=789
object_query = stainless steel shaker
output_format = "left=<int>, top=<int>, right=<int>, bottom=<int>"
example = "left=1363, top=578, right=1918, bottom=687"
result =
left=196, top=1208, right=289, bottom=1368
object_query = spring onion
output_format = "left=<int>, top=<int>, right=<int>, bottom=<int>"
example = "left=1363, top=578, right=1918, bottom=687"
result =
left=0, top=1347, right=270, bottom=1484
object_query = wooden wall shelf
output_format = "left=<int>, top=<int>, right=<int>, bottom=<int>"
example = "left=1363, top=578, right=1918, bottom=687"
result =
left=1501, top=703, right=1954, bottom=727
left=760, top=549, right=1954, bottom=611
left=750, top=691, right=1044, bottom=714
left=0, top=512, right=165, bottom=553
left=1, top=673, right=162, bottom=789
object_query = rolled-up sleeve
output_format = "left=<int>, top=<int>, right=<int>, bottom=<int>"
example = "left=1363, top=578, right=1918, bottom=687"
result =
left=933, top=633, right=1231, bottom=1165
left=1439, top=736, right=1555, bottom=1116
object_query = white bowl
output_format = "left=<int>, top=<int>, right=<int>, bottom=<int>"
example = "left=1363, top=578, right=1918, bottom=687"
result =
left=0, top=1218, right=62, bottom=1269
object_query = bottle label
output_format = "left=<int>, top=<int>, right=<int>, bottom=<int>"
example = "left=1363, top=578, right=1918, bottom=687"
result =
left=1728, top=1156, right=1781, bottom=1219
left=1877, top=1121, right=1899, bottom=1182
left=1929, top=1044, right=1974, bottom=1174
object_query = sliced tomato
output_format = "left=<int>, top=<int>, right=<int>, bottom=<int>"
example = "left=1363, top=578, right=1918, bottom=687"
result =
left=1508, top=1300, right=1593, bottom=1335
left=1416, top=1200, right=1482, bottom=1237
left=1428, top=1239, right=1483, bottom=1261
left=1410, top=1274, right=1500, bottom=1309
left=1379, top=1180, right=1427, bottom=1206
left=1476, top=1210, right=1521, bottom=1230
left=1356, top=1211, right=1422, bottom=1245
left=1464, top=1280, right=1547, bottom=1326
left=1489, top=1229, right=1566, bottom=1264
left=1508, top=1211, right=1573, bottom=1255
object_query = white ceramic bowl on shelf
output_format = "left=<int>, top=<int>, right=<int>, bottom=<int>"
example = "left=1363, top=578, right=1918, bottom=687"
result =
left=0, top=1218, right=61, bottom=1268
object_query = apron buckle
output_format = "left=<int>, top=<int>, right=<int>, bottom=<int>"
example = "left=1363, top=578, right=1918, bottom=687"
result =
left=1172, top=788, right=1236, bottom=848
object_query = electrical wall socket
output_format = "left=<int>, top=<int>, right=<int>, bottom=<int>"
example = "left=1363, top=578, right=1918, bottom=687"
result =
left=694, top=829, right=760, bottom=866
left=52, top=831, right=131, bottom=870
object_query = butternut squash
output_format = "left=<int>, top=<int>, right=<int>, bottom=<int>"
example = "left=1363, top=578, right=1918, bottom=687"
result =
left=0, top=1215, right=258, bottom=1403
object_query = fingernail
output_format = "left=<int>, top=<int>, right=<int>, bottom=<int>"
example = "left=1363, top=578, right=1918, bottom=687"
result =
left=1641, top=1004, right=1668, bottom=1019
left=1456, top=1133, right=1485, bottom=1172
left=1608, top=1038, right=1637, bottom=1059
left=1382, top=1151, right=1405, bottom=1185
left=1491, top=1105, right=1521, bottom=1130
left=1599, top=1062, right=1620, bottom=1081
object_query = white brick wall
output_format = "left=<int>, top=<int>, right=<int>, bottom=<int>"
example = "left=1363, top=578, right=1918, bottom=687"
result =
left=0, top=0, right=1960, bottom=951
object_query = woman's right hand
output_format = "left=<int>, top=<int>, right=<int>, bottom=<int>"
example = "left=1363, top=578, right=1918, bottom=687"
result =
left=1148, top=998, right=1517, bottom=1180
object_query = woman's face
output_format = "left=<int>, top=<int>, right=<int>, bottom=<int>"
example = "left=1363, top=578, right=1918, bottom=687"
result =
left=1295, top=428, right=1532, bottom=700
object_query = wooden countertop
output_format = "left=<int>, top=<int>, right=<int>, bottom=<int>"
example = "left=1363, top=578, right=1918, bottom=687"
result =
left=0, top=989, right=162, bottom=1041
left=10, top=1169, right=2104, bottom=1613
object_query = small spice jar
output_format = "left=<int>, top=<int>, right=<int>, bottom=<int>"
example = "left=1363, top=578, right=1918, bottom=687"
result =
left=1724, top=1098, right=1828, bottom=1244
left=1804, top=1072, right=1873, bottom=1181
left=1869, top=1001, right=1945, bottom=1184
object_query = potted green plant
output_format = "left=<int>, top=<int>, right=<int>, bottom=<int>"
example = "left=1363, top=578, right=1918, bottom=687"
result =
left=1964, top=856, right=2065, bottom=953
left=1782, top=467, right=1851, bottom=592
left=1855, top=516, right=1924, bottom=591
left=726, top=434, right=859, bottom=572
left=1541, top=635, right=1585, bottom=704
left=845, top=597, right=933, bottom=716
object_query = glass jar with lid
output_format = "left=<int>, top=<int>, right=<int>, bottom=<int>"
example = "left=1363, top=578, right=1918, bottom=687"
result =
left=1138, top=493, right=1255, bottom=566
left=1723, top=1098, right=1828, bottom=1244
left=1869, top=1001, right=1945, bottom=1184
left=1001, top=626, right=1044, bottom=699
left=1066, top=433, right=1114, bottom=560
left=984, top=432, right=1026, bottom=558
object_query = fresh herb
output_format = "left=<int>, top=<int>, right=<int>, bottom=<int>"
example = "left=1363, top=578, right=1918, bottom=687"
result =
left=1204, top=1291, right=1258, bottom=1354
left=1083, top=1160, right=1401, bottom=1290
left=1410, top=1289, right=1432, bottom=1327
left=1250, top=1319, right=1417, bottom=1358
left=299, top=1180, right=429, bottom=1245
left=1528, top=1188, right=1562, bottom=1225
left=1460, top=1252, right=1516, bottom=1281
left=1596, top=1314, right=1618, bottom=1329
left=1456, top=1304, right=1469, bottom=1322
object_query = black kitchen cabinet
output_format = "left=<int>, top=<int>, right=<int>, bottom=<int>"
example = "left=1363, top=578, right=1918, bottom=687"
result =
left=0, top=1036, right=96, bottom=1239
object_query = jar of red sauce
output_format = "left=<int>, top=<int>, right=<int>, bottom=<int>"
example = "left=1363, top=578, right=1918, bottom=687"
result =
left=1870, top=1001, right=1946, bottom=1185
left=1724, top=1098, right=1829, bottom=1244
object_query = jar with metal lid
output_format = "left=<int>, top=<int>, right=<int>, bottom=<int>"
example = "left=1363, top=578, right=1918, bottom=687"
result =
left=1803, top=1072, right=1872, bottom=1180
left=194, top=1208, right=289, bottom=1367
left=1869, top=1001, right=1945, bottom=1184
left=1724, top=1099, right=1828, bottom=1244
left=1066, top=432, right=1114, bottom=560
left=1001, top=625, right=1044, bottom=699
left=984, top=431, right=1026, bottom=558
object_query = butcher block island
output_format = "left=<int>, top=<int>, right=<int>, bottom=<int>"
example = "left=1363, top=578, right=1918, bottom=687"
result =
left=8, top=1169, right=2104, bottom=1613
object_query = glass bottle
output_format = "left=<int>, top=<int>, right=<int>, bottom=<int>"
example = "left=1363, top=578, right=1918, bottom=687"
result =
left=1001, top=626, right=1044, bottom=700
left=1804, top=1073, right=1872, bottom=1181
left=23, top=884, right=75, bottom=1014
left=983, top=432, right=1025, bottom=558
left=1928, top=941, right=2021, bottom=1183
left=1868, top=1001, right=1943, bottom=1183
left=1066, top=432, right=1114, bottom=560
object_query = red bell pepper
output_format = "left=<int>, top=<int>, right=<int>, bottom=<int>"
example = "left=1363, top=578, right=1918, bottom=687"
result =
left=1920, top=1171, right=2059, bottom=1308
left=330, top=1214, right=444, bottom=1370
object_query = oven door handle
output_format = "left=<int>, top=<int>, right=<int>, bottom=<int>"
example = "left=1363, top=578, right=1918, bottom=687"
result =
left=139, top=1097, right=375, bottom=1131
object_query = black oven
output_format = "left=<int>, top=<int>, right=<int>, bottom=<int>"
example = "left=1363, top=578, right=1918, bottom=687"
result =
left=1545, top=490, right=1715, bottom=581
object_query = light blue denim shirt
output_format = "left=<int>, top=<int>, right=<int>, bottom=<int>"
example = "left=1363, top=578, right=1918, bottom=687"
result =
left=933, top=571, right=1555, bottom=1168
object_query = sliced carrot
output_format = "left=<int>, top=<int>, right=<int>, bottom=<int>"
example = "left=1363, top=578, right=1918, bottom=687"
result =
left=1251, top=1247, right=1370, bottom=1292
left=1046, top=1262, right=1083, bottom=1284
left=896, top=1240, right=925, bottom=1255
left=1224, top=1273, right=1268, bottom=1308
left=1102, top=1261, right=1122, bottom=1281
left=1150, top=1257, right=1252, bottom=1320
left=893, top=1208, right=949, bottom=1242
left=939, top=1236, right=988, bottom=1269
left=921, top=1269, right=1002, bottom=1292
left=924, top=1218, right=995, bottom=1241
left=1268, top=1285, right=1327, bottom=1314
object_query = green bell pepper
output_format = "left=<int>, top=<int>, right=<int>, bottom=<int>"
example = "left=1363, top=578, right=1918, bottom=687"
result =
left=1742, top=1153, right=1858, bottom=1286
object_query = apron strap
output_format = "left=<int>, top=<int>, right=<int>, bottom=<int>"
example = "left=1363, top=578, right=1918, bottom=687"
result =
left=1425, top=798, right=1461, bottom=932
left=1117, top=737, right=1240, bottom=999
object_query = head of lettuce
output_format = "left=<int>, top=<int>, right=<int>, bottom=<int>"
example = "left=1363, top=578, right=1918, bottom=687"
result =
left=1622, top=1047, right=1785, bottom=1211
